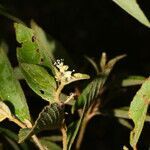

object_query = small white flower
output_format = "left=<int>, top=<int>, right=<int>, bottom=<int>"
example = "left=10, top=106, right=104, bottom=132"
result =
left=54, top=59, right=75, bottom=83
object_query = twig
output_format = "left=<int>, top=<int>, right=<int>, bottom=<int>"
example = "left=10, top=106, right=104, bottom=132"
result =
left=61, top=124, right=67, bottom=150
left=75, top=101, right=99, bottom=150
left=55, top=83, right=64, bottom=103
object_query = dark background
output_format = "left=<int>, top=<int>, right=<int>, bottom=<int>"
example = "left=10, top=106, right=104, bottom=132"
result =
left=0, top=0, right=150, bottom=75
left=0, top=0, right=150, bottom=150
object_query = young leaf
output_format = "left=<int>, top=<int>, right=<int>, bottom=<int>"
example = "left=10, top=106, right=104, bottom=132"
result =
left=68, top=54, right=125, bottom=150
left=0, top=48, right=30, bottom=122
left=113, top=0, right=150, bottom=28
left=73, top=75, right=107, bottom=110
left=14, top=23, right=55, bottom=74
left=20, top=63, right=56, bottom=102
left=65, top=73, right=90, bottom=85
left=129, top=77, right=150, bottom=149
left=40, top=138, right=62, bottom=150
left=0, top=101, right=11, bottom=122
left=19, top=103, right=64, bottom=143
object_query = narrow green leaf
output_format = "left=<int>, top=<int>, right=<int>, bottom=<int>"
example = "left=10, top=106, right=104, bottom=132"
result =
left=129, top=77, right=150, bottom=149
left=122, top=75, right=145, bottom=87
left=113, top=0, right=150, bottom=28
left=21, top=63, right=56, bottom=102
left=0, top=48, right=30, bottom=122
left=19, top=103, right=64, bottom=143
left=0, top=101, right=11, bottom=122
left=40, top=138, right=62, bottom=150
left=14, top=23, right=55, bottom=74
left=104, top=54, right=126, bottom=75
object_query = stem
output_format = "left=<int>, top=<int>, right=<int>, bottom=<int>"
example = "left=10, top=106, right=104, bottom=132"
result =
left=55, top=83, right=64, bottom=103
left=61, top=124, right=67, bottom=150
left=10, top=117, right=45, bottom=150
left=10, top=117, right=26, bottom=128
left=31, top=135, right=45, bottom=150
left=76, top=101, right=100, bottom=150
left=75, top=116, right=89, bottom=150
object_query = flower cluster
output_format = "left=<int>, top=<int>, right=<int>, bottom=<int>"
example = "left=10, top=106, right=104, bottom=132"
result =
left=54, top=59, right=75, bottom=83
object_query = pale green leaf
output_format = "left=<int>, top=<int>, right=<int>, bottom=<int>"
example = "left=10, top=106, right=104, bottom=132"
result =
left=20, top=63, right=56, bottom=102
left=113, top=0, right=150, bottom=27
left=0, top=101, right=11, bottom=122
left=129, top=77, right=150, bottom=149
left=0, top=48, right=30, bottom=122
left=65, top=73, right=90, bottom=85
left=122, top=75, right=145, bottom=87
left=19, top=103, right=64, bottom=143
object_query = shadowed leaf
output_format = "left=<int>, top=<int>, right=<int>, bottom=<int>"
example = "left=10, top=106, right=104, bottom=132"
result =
left=19, top=103, right=64, bottom=143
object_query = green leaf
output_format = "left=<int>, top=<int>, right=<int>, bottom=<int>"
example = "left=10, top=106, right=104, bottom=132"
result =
left=14, top=23, right=55, bottom=74
left=113, top=0, right=150, bottom=28
left=122, top=75, right=145, bottom=87
left=0, top=101, right=11, bottom=122
left=129, top=77, right=150, bottom=149
left=40, top=138, right=62, bottom=150
left=19, top=103, right=64, bottom=143
left=30, top=20, right=55, bottom=60
left=0, top=48, right=30, bottom=122
left=21, top=63, right=56, bottom=102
